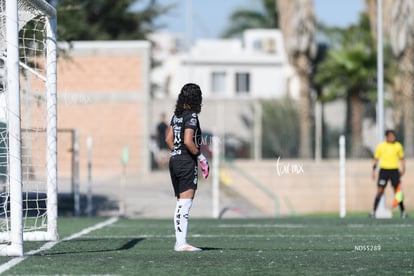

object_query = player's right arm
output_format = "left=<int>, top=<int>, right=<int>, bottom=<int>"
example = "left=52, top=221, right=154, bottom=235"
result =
left=372, top=144, right=381, bottom=181
left=184, top=127, right=209, bottom=179
left=372, top=157, right=378, bottom=181
left=183, top=128, right=199, bottom=156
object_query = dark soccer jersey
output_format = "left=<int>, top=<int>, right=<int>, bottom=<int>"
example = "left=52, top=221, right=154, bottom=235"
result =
left=169, top=110, right=201, bottom=157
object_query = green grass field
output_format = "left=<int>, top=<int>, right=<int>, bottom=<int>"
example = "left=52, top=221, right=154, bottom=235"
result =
left=1, top=215, right=413, bottom=275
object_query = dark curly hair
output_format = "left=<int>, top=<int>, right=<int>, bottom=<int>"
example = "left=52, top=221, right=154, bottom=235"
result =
left=174, top=83, right=203, bottom=116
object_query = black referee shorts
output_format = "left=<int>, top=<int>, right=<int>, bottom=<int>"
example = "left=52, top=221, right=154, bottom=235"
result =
left=377, top=169, right=400, bottom=189
left=169, top=154, right=198, bottom=197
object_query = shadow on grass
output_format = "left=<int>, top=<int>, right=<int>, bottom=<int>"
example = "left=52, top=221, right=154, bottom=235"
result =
left=199, top=247, right=225, bottom=251
left=34, top=238, right=144, bottom=256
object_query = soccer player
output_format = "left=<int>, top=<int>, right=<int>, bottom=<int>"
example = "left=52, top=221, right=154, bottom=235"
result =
left=155, top=113, right=169, bottom=169
left=156, top=113, right=168, bottom=150
left=165, top=83, right=209, bottom=252
left=371, top=129, right=407, bottom=218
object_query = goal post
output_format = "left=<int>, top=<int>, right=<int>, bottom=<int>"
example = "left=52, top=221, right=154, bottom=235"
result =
left=0, top=0, right=57, bottom=256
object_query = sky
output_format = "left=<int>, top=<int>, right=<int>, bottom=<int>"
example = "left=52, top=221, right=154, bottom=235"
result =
left=150, top=0, right=365, bottom=39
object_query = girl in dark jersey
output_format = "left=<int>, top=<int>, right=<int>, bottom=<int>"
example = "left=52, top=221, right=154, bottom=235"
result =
left=165, top=83, right=209, bottom=252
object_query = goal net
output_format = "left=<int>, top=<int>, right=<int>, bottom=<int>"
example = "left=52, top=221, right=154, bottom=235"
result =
left=0, top=0, right=57, bottom=256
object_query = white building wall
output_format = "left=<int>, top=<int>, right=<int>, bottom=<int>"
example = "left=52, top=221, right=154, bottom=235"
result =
left=250, top=66, right=287, bottom=98
left=149, top=29, right=396, bottom=159
left=151, top=29, right=295, bottom=100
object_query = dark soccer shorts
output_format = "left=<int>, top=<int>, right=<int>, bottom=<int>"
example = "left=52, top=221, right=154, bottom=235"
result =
left=169, top=155, right=198, bottom=197
left=377, top=169, right=400, bottom=189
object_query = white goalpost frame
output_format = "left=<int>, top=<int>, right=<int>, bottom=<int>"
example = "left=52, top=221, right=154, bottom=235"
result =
left=5, top=0, right=23, bottom=257
left=0, top=0, right=58, bottom=256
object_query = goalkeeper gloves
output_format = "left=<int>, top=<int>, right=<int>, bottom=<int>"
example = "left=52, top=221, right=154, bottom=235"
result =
left=197, top=153, right=209, bottom=179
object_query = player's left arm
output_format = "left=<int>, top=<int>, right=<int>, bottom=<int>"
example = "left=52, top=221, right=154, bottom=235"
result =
left=399, top=143, right=406, bottom=176
left=165, top=126, right=174, bottom=151
left=400, top=158, right=406, bottom=176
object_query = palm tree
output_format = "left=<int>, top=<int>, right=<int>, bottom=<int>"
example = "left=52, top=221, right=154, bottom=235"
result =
left=387, top=0, right=414, bottom=156
left=277, top=0, right=317, bottom=158
left=364, top=0, right=393, bottom=40
left=366, top=0, right=414, bottom=156
left=221, top=0, right=279, bottom=38
left=315, top=15, right=378, bottom=157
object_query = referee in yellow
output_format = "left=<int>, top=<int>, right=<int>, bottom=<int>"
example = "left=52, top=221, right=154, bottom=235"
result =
left=371, top=129, right=407, bottom=218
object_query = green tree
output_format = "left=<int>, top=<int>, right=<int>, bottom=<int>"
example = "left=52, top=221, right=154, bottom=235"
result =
left=261, top=98, right=300, bottom=158
left=315, top=14, right=382, bottom=157
left=221, top=0, right=279, bottom=38
left=49, top=0, right=173, bottom=41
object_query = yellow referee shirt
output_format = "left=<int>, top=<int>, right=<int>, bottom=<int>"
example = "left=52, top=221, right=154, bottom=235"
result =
left=374, top=141, right=404, bottom=169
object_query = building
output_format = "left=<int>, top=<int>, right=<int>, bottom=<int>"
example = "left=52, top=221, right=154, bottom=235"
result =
left=57, top=41, right=151, bottom=181
left=151, top=29, right=297, bottom=100
left=149, top=29, right=299, bottom=160
left=149, top=29, right=392, bottom=158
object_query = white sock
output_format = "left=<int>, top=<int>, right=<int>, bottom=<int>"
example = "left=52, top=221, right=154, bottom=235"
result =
left=174, top=198, right=193, bottom=246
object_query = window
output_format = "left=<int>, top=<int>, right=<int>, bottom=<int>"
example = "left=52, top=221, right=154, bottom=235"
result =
left=253, top=39, right=262, bottom=51
left=263, top=38, right=276, bottom=53
left=235, top=72, right=250, bottom=94
left=211, top=72, right=226, bottom=94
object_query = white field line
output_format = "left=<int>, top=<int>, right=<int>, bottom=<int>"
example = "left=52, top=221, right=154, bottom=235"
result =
left=0, top=217, right=119, bottom=275
left=82, top=233, right=384, bottom=239
left=218, top=224, right=307, bottom=228
left=348, top=224, right=413, bottom=228
left=218, top=223, right=414, bottom=228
